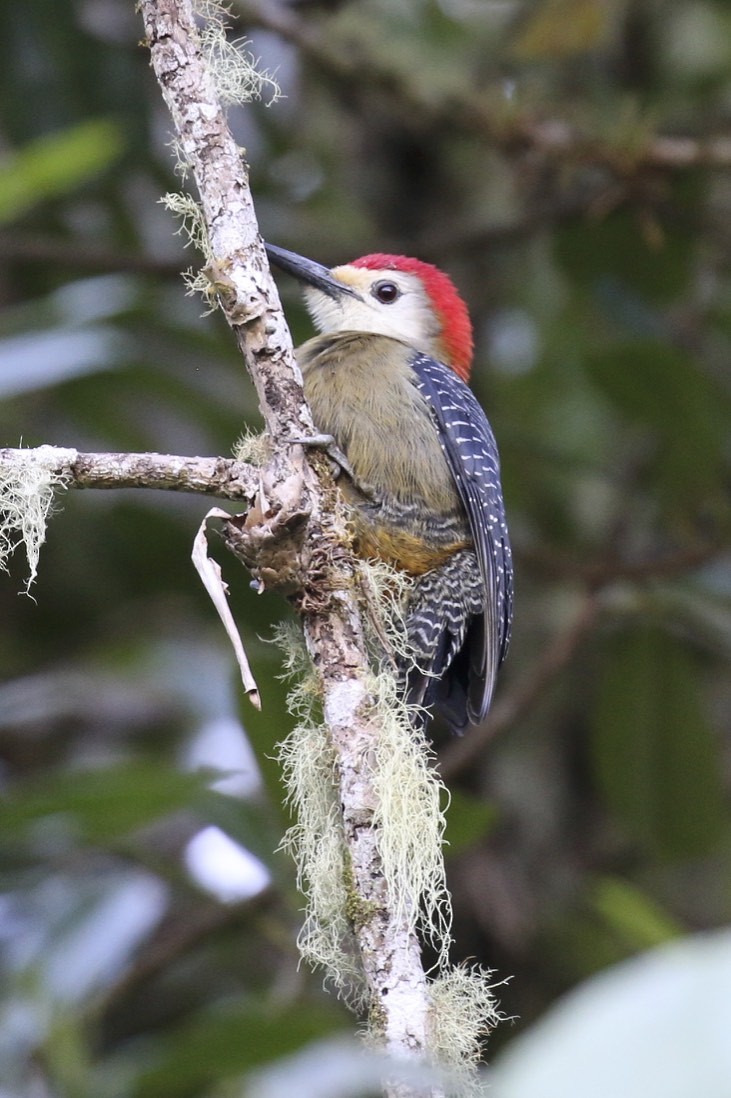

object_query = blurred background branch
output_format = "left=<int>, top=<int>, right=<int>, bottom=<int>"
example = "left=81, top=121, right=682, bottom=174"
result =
left=240, top=0, right=731, bottom=170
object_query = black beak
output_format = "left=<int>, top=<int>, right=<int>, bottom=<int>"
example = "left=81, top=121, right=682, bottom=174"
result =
left=265, top=243, right=359, bottom=301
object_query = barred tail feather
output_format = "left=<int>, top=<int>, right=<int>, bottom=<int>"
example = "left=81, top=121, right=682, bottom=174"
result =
left=404, top=548, right=484, bottom=733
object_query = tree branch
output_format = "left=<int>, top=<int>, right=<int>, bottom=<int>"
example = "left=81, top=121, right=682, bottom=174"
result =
left=237, top=0, right=731, bottom=173
left=138, top=0, right=439, bottom=1081
left=0, top=447, right=260, bottom=499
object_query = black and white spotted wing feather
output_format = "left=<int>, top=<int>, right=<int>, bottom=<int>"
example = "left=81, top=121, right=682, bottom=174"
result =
left=411, top=353, right=513, bottom=726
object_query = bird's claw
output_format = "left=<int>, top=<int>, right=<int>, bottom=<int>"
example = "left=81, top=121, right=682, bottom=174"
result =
left=288, top=433, right=354, bottom=481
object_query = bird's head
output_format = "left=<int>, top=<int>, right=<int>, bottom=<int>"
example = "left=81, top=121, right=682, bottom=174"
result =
left=266, top=244, right=474, bottom=381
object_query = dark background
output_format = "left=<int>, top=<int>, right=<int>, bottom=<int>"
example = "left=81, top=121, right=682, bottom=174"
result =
left=0, top=1, right=730, bottom=1093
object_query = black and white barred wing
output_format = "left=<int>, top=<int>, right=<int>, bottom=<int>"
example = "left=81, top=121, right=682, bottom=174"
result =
left=412, top=353, right=513, bottom=723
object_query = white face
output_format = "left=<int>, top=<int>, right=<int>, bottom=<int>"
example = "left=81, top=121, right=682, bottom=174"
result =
left=303, top=266, right=443, bottom=358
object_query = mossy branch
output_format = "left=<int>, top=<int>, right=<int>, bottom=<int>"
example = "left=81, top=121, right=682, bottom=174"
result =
left=138, top=0, right=456, bottom=1091
left=0, top=447, right=260, bottom=588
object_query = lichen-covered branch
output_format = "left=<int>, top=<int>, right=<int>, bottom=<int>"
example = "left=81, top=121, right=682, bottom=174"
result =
left=0, top=447, right=260, bottom=499
left=139, top=0, right=440, bottom=1083
left=0, top=446, right=262, bottom=591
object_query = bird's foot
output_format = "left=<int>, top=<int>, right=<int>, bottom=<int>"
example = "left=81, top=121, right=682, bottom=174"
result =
left=288, top=433, right=354, bottom=481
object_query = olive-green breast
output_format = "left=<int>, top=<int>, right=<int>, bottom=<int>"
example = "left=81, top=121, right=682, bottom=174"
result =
left=297, top=332, right=470, bottom=572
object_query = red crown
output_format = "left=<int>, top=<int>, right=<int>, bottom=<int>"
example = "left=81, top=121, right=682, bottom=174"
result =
left=351, top=254, right=474, bottom=381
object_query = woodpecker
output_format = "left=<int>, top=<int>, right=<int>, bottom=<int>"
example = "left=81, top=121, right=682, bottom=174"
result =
left=266, top=243, right=512, bottom=732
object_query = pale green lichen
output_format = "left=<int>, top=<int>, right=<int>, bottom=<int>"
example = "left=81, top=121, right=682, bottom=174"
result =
left=232, top=428, right=269, bottom=467
left=161, top=191, right=209, bottom=255
left=430, top=966, right=503, bottom=1096
left=357, top=560, right=452, bottom=968
left=160, top=191, right=216, bottom=304
left=271, top=561, right=450, bottom=995
left=162, top=2, right=282, bottom=305
left=195, top=0, right=282, bottom=108
left=357, top=554, right=417, bottom=667
left=267, top=540, right=500, bottom=1089
left=269, top=507, right=500, bottom=1088
left=0, top=447, right=69, bottom=592
left=369, top=664, right=452, bottom=970
left=273, top=621, right=364, bottom=999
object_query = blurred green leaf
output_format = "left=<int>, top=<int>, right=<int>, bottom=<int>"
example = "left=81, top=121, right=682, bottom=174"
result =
left=42, top=1007, right=93, bottom=1098
left=591, top=626, right=725, bottom=858
left=542, top=908, right=636, bottom=982
left=555, top=210, right=693, bottom=305
left=445, top=789, right=499, bottom=856
left=584, top=339, right=727, bottom=438
left=543, top=875, right=683, bottom=986
left=133, top=1003, right=348, bottom=1098
left=0, top=119, right=125, bottom=223
left=0, top=763, right=221, bottom=844
left=0, top=760, right=283, bottom=873
left=584, top=340, right=729, bottom=504
left=589, top=876, right=682, bottom=950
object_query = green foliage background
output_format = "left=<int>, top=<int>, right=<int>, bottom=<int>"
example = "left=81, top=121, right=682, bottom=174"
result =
left=0, top=0, right=730, bottom=1093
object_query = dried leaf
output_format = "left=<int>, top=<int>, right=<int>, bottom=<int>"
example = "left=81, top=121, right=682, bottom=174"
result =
left=191, top=507, right=261, bottom=708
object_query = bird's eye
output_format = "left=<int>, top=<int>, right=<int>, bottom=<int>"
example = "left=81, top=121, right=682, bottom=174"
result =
left=372, top=280, right=400, bottom=304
